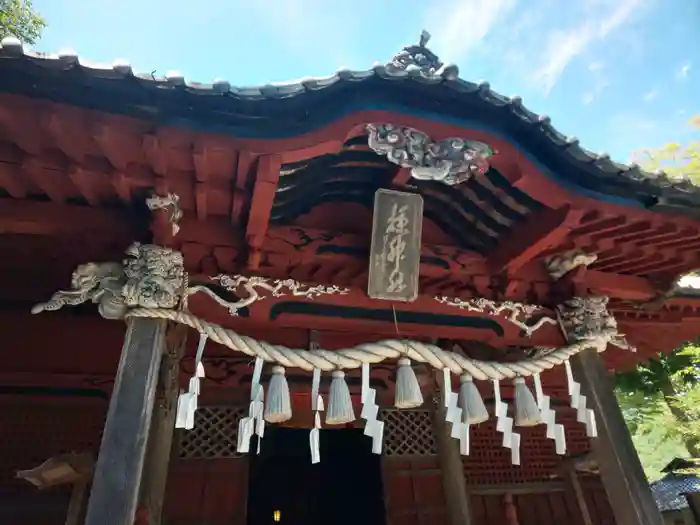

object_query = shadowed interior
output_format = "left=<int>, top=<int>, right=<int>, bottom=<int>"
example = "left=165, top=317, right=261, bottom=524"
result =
left=247, top=427, right=386, bottom=525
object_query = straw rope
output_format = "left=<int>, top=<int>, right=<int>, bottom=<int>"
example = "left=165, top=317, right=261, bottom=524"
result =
left=127, top=308, right=604, bottom=381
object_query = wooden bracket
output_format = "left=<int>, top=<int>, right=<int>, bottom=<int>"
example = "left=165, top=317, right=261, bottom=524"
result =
left=488, top=205, right=585, bottom=276
left=245, top=154, right=282, bottom=269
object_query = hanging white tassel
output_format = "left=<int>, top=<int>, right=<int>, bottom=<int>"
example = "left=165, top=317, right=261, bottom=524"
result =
left=326, top=370, right=355, bottom=425
left=514, top=377, right=542, bottom=427
left=458, top=374, right=489, bottom=424
left=394, top=357, right=424, bottom=409
left=264, top=366, right=292, bottom=423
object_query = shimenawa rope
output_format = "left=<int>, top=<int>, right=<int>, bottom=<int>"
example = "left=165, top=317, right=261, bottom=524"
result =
left=126, top=307, right=601, bottom=381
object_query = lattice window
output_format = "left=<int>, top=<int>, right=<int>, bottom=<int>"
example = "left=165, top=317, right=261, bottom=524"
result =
left=464, top=412, right=592, bottom=484
left=382, top=409, right=437, bottom=457
left=178, top=406, right=247, bottom=460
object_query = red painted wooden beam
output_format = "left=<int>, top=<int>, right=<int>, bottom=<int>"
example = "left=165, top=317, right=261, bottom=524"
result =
left=391, top=166, right=413, bottom=187
left=0, top=198, right=133, bottom=237
left=487, top=206, right=585, bottom=275
left=244, top=154, right=281, bottom=269
left=0, top=199, right=676, bottom=305
left=4, top=93, right=700, bottom=234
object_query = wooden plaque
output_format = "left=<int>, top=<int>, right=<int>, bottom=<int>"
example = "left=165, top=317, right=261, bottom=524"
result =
left=368, top=189, right=424, bottom=302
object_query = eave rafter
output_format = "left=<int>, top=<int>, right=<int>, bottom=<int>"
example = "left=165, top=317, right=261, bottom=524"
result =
left=245, top=154, right=282, bottom=269
left=0, top=199, right=682, bottom=311
left=487, top=206, right=585, bottom=275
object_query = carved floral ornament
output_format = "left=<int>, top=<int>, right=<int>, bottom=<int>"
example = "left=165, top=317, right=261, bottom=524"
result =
left=366, top=124, right=494, bottom=186
left=31, top=195, right=632, bottom=464
left=367, top=31, right=493, bottom=186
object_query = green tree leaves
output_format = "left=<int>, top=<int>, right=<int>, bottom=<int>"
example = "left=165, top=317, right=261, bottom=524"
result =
left=1, top=0, right=46, bottom=45
left=616, top=343, right=700, bottom=479
left=632, top=117, right=700, bottom=184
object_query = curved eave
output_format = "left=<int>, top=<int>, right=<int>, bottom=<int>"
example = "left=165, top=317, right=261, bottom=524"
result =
left=1, top=43, right=699, bottom=215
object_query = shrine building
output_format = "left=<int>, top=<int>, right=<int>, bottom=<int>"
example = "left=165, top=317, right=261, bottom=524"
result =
left=1, top=31, right=699, bottom=525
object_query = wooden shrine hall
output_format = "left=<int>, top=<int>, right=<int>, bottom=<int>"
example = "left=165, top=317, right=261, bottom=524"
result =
left=0, top=31, right=699, bottom=525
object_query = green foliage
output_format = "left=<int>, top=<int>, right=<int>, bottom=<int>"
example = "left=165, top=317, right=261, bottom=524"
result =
left=632, top=116, right=700, bottom=184
left=0, top=0, right=45, bottom=45
left=615, top=343, right=700, bottom=479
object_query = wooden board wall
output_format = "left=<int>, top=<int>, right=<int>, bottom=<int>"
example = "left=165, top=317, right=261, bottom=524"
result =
left=381, top=455, right=616, bottom=525
left=0, top=392, right=619, bottom=525
left=164, top=459, right=249, bottom=525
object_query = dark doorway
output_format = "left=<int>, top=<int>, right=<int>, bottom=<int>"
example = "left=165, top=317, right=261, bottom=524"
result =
left=247, top=427, right=386, bottom=525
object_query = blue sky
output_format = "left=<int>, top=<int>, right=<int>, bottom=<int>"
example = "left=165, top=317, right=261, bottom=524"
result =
left=33, top=0, right=699, bottom=162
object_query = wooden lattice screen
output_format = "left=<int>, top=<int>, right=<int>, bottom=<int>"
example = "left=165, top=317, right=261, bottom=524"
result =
left=177, top=406, right=247, bottom=460
left=381, top=408, right=437, bottom=457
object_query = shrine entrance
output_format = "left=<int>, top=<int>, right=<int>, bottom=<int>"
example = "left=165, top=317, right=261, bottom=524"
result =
left=247, top=427, right=385, bottom=525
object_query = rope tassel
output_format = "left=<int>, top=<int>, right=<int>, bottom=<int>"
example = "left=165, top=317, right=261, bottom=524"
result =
left=326, top=370, right=355, bottom=425
left=264, top=366, right=292, bottom=423
left=394, top=357, right=424, bottom=409
left=514, top=377, right=542, bottom=427
left=458, top=374, right=489, bottom=424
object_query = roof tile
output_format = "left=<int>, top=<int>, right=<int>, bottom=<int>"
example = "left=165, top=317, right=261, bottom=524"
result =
left=0, top=33, right=697, bottom=199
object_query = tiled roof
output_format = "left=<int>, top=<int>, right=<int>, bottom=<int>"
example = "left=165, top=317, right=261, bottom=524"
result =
left=0, top=34, right=698, bottom=205
left=651, top=474, right=700, bottom=512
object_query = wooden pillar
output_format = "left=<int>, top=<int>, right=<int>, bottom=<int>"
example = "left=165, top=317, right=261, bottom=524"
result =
left=430, top=386, right=473, bottom=525
left=565, top=466, right=593, bottom=525
left=137, top=323, right=187, bottom=525
left=503, top=492, right=519, bottom=525
left=685, top=492, right=700, bottom=522
left=65, top=479, right=88, bottom=525
left=571, top=348, right=664, bottom=525
left=83, top=318, right=167, bottom=525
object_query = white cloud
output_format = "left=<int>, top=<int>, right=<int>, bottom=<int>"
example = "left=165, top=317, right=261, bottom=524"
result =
left=588, top=61, right=604, bottom=71
left=531, top=0, right=646, bottom=94
left=676, top=61, right=692, bottom=80
left=425, top=0, right=519, bottom=63
left=642, top=89, right=658, bottom=102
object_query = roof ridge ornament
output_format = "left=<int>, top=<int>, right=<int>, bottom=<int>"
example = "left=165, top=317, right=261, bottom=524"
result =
left=386, top=30, right=456, bottom=78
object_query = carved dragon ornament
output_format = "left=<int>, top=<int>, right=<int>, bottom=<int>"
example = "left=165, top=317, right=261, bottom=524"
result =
left=544, top=249, right=598, bottom=280
left=31, top=242, right=186, bottom=320
left=557, top=296, right=635, bottom=352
